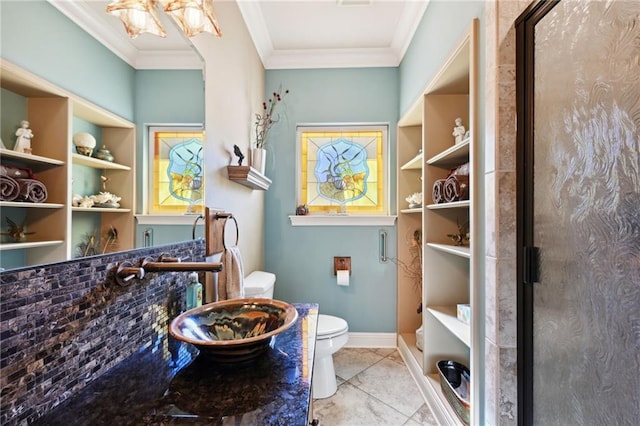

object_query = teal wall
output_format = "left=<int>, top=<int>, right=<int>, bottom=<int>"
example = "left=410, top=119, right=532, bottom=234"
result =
left=0, top=89, right=27, bottom=149
left=0, top=1, right=205, bottom=268
left=133, top=70, right=205, bottom=247
left=263, top=68, right=399, bottom=333
left=399, top=1, right=486, bottom=117
left=0, top=1, right=135, bottom=121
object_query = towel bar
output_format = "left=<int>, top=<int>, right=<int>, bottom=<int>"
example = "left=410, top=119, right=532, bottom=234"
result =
left=205, top=207, right=239, bottom=255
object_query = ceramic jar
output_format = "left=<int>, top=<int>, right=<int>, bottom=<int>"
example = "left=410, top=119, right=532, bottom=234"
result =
left=94, top=145, right=115, bottom=162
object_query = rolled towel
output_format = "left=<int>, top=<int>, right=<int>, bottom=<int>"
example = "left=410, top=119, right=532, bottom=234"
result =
left=432, top=178, right=446, bottom=204
left=443, top=175, right=469, bottom=202
left=18, top=178, right=48, bottom=203
left=0, top=175, right=20, bottom=201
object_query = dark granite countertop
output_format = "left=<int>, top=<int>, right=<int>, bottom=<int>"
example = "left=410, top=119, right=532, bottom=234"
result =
left=33, top=303, right=319, bottom=426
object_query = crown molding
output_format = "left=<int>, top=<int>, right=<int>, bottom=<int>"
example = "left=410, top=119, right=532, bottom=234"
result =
left=236, top=0, right=274, bottom=67
left=47, top=0, right=201, bottom=70
left=237, top=0, right=428, bottom=70
left=135, top=49, right=203, bottom=70
left=391, top=0, right=431, bottom=61
left=265, top=47, right=400, bottom=70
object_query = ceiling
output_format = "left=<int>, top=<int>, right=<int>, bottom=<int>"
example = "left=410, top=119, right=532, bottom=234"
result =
left=49, top=0, right=429, bottom=70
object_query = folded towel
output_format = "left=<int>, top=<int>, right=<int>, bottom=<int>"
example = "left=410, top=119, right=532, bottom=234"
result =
left=0, top=175, right=20, bottom=201
left=432, top=179, right=446, bottom=204
left=18, top=178, right=48, bottom=203
left=0, top=164, right=34, bottom=179
left=218, top=246, right=244, bottom=300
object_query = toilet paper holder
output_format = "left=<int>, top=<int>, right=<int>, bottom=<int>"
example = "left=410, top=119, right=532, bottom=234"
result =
left=334, top=256, right=351, bottom=275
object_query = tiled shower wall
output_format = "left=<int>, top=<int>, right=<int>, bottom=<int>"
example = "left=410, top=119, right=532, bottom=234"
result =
left=0, top=240, right=205, bottom=426
left=484, top=1, right=534, bottom=424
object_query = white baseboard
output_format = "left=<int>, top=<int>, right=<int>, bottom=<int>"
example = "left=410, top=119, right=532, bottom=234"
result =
left=345, top=332, right=397, bottom=348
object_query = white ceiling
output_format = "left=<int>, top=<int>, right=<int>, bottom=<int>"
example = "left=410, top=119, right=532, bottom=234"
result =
left=49, top=0, right=429, bottom=70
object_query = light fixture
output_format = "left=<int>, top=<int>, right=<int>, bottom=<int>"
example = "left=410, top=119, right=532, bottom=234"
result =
left=164, top=0, right=222, bottom=38
left=106, top=0, right=222, bottom=39
left=106, top=0, right=166, bottom=38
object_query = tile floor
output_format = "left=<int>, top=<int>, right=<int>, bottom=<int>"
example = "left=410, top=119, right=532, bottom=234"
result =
left=312, top=348, right=439, bottom=426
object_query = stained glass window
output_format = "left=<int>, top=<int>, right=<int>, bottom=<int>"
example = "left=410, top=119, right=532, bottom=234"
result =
left=297, top=125, right=388, bottom=214
left=149, top=127, right=204, bottom=215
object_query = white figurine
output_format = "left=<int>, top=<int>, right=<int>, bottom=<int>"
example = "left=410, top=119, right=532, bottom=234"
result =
left=452, top=117, right=466, bottom=144
left=14, top=120, right=33, bottom=154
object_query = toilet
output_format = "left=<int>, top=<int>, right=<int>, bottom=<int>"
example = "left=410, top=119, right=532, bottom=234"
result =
left=313, top=314, right=349, bottom=399
left=243, top=271, right=276, bottom=298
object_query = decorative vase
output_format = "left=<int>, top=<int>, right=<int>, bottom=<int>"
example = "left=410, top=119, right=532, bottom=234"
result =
left=251, top=148, right=266, bottom=174
left=94, top=145, right=115, bottom=162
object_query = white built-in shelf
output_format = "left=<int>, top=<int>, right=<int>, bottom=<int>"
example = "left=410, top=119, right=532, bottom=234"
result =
left=425, top=374, right=466, bottom=426
left=72, top=207, right=131, bottom=213
left=400, top=152, right=423, bottom=170
left=0, top=148, right=64, bottom=167
left=0, top=201, right=64, bottom=209
left=426, top=243, right=470, bottom=258
left=427, top=305, right=471, bottom=347
left=72, top=153, right=131, bottom=170
left=227, top=165, right=271, bottom=190
left=426, top=138, right=470, bottom=166
left=0, top=240, right=65, bottom=251
left=400, top=207, right=423, bottom=214
left=426, top=200, right=470, bottom=210
left=399, top=332, right=423, bottom=368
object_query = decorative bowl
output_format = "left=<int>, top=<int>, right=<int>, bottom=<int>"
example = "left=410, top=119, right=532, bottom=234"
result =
left=169, top=298, right=298, bottom=363
left=437, top=360, right=470, bottom=424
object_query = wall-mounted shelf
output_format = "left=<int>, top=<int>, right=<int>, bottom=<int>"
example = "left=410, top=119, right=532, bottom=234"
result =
left=0, top=240, right=65, bottom=251
left=400, top=207, right=423, bottom=214
left=426, top=137, right=470, bottom=166
left=426, top=306, right=471, bottom=347
left=72, top=153, right=131, bottom=170
left=227, top=165, right=271, bottom=190
left=426, top=200, right=470, bottom=210
left=0, top=148, right=65, bottom=167
left=427, top=243, right=470, bottom=258
left=72, top=207, right=132, bottom=213
left=400, top=152, right=423, bottom=170
left=0, top=201, right=64, bottom=209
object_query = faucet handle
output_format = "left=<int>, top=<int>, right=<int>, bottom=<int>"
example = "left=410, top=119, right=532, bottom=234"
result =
left=157, top=253, right=181, bottom=263
left=115, top=261, right=145, bottom=286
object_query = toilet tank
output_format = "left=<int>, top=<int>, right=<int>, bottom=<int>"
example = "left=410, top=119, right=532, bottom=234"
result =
left=244, top=271, right=276, bottom=298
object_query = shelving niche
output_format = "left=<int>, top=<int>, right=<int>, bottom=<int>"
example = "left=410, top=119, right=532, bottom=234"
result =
left=1, top=59, right=135, bottom=268
left=396, top=19, right=479, bottom=425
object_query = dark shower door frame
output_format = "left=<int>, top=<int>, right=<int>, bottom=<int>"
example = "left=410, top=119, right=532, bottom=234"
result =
left=515, top=1, right=560, bottom=425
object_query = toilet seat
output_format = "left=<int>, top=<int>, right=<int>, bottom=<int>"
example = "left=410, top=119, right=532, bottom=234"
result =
left=317, top=314, right=348, bottom=340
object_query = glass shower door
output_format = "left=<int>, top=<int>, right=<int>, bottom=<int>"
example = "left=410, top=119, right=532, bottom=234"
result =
left=522, top=0, right=640, bottom=424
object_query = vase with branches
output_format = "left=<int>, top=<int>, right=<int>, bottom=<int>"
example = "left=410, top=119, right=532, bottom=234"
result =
left=251, top=86, right=289, bottom=174
left=391, top=229, right=423, bottom=313
left=254, top=86, right=289, bottom=149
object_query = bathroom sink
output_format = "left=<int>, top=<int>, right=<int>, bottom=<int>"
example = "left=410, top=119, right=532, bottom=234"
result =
left=169, top=298, right=298, bottom=363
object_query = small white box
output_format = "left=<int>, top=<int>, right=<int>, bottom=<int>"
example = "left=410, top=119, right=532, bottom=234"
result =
left=457, top=304, right=471, bottom=325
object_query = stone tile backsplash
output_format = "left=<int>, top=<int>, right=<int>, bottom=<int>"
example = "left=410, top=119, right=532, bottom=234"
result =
left=0, top=240, right=205, bottom=426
